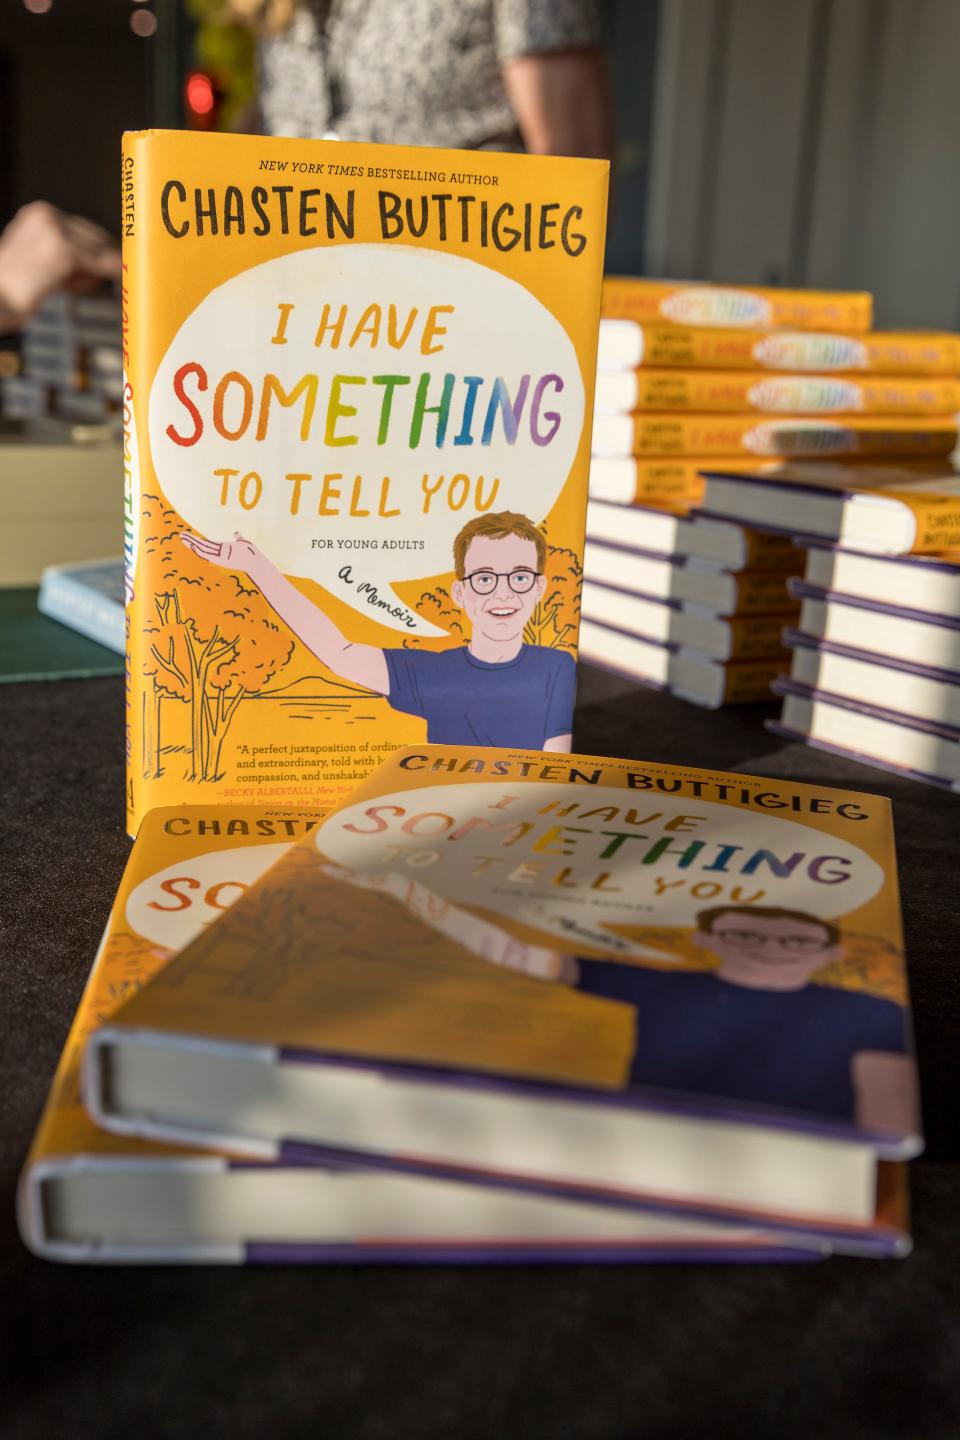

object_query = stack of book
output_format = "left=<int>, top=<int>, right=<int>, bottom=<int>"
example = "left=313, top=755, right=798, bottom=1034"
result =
left=593, top=277, right=960, bottom=513
left=697, top=461, right=960, bottom=787
left=579, top=496, right=802, bottom=707
left=19, top=746, right=922, bottom=1263
left=0, top=291, right=122, bottom=428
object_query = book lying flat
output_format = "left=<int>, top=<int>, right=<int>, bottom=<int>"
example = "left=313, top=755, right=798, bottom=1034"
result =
left=771, top=686, right=960, bottom=791
left=701, top=463, right=960, bottom=554
left=785, top=632, right=960, bottom=732
left=593, top=414, right=957, bottom=461
left=586, top=499, right=797, bottom=571
left=588, top=456, right=778, bottom=508
left=20, top=804, right=803, bottom=1264
left=596, top=320, right=960, bottom=375
left=84, top=746, right=919, bottom=1253
left=600, top=279, right=872, bottom=332
left=593, top=370, right=960, bottom=418
left=582, top=540, right=798, bottom=617
left=791, top=586, right=960, bottom=671
left=580, top=581, right=792, bottom=662
left=578, top=621, right=782, bottom=707
left=803, top=544, right=960, bottom=617
left=37, top=558, right=124, bottom=654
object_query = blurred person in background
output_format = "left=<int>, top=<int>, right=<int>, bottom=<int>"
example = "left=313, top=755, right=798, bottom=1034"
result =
left=230, top=0, right=612, bottom=158
left=0, top=202, right=120, bottom=333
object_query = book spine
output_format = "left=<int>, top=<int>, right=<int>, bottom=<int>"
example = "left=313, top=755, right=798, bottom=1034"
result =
left=740, top=531, right=799, bottom=571
left=601, top=279, right=873, bottom=332
left=629, top=371, right=960, bottom=416
left=638, top=326, right=960, bottom=376
left=902, top=494, right=960, bottom=554
left=730, top=571, right=800, bottom=615
left=628, top=414, right=958, bottom=459
left=122, top=132, right=150, bottom=836
left=720, top=659, right=782, bottom=703
left=37, top=571, right=124, bottom=653
left=724, top=613, right=794, bottom=661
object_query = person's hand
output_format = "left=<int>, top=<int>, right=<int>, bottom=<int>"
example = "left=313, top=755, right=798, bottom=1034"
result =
left=180, top=531, right=267, bottom=580
left=0, top=201, right=121, bottom=329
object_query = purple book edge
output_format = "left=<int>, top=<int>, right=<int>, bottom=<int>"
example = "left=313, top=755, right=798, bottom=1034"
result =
left=766, top=717, right=957, bottom=792
left=785, top=629, right=960, bottom=685
left=788, top=580, right=960, bottom=632
left=773, top=677, right=960, bottom=742
left=243, top=1239, right=822, bottom=1265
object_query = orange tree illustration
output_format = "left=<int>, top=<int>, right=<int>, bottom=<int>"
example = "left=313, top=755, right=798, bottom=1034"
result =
left=141, top=494, right=295, bottom=781
left=412, top=531, right=582, bottom=651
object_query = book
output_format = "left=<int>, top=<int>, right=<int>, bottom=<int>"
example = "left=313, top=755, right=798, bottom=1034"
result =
left=784, top=630, right=960, bottom=731
left=37, top=558, right=124, bottom=654
left=701, top=463, right=960, bottom=553
left=122, top=129, right=609, bottom=836
left=0, top=439, right=122, bottom=587
left=588, top=456, right=781, bottom=508
left=771, top=686, right=960, bottom=791
left=597, top=320, right=960, bottom=375
left=580, top=581, right=792, bottom=662
left=593, top=369, right=960, bottom=418
left=20, top=802, right=798, bottom=1264
left=582, top=540, right=798, bottom=616
left=600, top=279, right=872, bottom=332
left=592, top=414, right=958, bottom=461
left=790, top=585, right=960, bottom=672
left=586, top=499, right=797, bottom=571
left=578, top=620, right=783, bottom=706
left=802, top=543, right=960, bottom=617
left=84, top=745, right=920, bottom=1253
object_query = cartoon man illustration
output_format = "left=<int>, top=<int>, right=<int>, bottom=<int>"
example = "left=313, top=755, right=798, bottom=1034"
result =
left=181, top=511, right=575, bottom=750
left=573, top=904, right=918, bottom=1136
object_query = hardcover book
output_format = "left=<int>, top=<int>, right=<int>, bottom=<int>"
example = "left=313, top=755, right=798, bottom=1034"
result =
left=592, top=414, right=957, bottom=462
left=585, top=499, right=797, bottom=571
left=600, top=280, right=872, bottom=332
left=122, top=130, right=609, bottom=835
left=784, top=631, right=960, bottom=732
left=701, top=462, right=960, bottom=553
left=20, top=804, right=793, bottom=1264
left=593, top=370, right=960, bottom=418
left=802, top=543, right=960, bottom=616
left=790, top=585, right=960, bottom=671
left=588, top=456, right=780, bottom=509
left=38, top=558, right=124, bottom=654
left=580, top=581, right=793, bottom=662
left=85, top=746, right=919, bottom=1252
left=578, top=621, right=783, bottom=707
left=582, top=540, right=798, bottom=617
left=597, top=320, right=960, bottom=375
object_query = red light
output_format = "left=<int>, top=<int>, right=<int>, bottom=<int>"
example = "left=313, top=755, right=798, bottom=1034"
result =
left=186, top=72, right=215, bottom=118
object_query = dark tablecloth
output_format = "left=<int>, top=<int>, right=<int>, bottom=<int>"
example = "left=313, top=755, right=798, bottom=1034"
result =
left=3, top=668, right=958, bottom=1440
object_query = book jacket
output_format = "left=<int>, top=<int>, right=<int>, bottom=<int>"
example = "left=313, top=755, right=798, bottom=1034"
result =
left=122, top=131, right=609, bottom=833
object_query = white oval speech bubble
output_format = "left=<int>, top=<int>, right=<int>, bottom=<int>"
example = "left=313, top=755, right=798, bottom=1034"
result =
left=149, top=245, right=584, bottom=637
left=316, top=782, right=884, bottom=959
left=125, top=841, right=291, bottom=952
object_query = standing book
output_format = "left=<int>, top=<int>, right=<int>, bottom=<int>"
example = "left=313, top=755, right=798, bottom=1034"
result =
left=122, top=130, right=609, bottom=834
left=20, top=804, right=802, bottom=1264
left=85, top=746, right=919, bottom=1255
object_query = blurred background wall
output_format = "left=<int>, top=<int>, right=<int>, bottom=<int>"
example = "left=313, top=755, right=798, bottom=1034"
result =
left=1, top=0, right=959, bottom=326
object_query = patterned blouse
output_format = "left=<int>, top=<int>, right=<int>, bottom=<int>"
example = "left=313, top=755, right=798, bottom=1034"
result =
left=258, top=0, right=606, bottom=148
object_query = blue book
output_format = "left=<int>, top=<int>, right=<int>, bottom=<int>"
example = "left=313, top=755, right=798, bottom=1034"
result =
left=37, top=558, right=124, bottom=655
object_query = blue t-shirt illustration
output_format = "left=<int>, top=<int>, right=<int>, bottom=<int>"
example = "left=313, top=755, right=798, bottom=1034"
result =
left=574, top=963, right=907, bottom=1124
left=383, top=644, right=576, bottom=747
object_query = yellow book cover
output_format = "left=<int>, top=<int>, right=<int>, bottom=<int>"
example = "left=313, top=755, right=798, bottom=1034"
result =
left=122, top=130, right=609, bottom=835
left=598, top=321, right=960, bottom=375
left=592, top=413, right=958, bottom=461
left=600, top=279, right=872, bottom=332
left=727, top=571, right=800, bottom=616
left=596, top=369, right=960, bottom=417
left=22, top=802, right=779, bottom=1263
left=86, top=746, right=918, bottom=1250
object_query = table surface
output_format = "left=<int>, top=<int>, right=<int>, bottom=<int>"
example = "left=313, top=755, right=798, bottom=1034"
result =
left=3, top=667, right=958, bottom=1440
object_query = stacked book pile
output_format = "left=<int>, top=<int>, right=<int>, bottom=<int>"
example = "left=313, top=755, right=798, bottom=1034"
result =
left=18, top=746, right=922, bottom=1264
left=579, top=496, right=801, bottom=707
left=698, top=461, right=960, bottom=787
left=0, top=291, right=122, bottom=427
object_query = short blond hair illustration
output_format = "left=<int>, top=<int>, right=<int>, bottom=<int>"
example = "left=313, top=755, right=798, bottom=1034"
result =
left=452, top=512, right=547, bottom=579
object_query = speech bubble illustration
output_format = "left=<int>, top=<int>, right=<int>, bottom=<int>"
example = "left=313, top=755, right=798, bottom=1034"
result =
left=315, top=782, right=885, bottom=961
left=149, top=245, right=585, bottom=637
left=125, top=841, right=291, bottom=951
